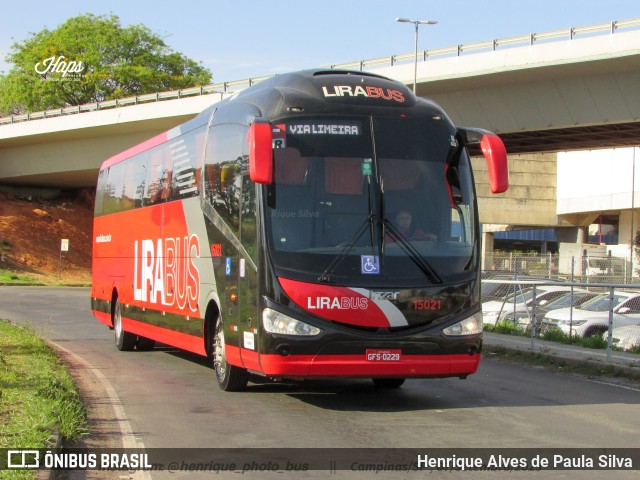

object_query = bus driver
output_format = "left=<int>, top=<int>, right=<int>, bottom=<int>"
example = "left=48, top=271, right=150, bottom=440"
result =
left=389, top=210, right=437, bottom=242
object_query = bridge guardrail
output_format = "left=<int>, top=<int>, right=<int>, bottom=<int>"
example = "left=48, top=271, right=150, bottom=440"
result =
left=1, top=17, right=639, bottom=127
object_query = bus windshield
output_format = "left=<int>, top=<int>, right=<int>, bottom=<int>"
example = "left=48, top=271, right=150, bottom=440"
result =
left=265, top=115, right=477, bottom=286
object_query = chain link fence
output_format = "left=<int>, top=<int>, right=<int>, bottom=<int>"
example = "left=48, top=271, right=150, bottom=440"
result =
left=480, top=273, right=640, bottom=359
left=483, top=253, right=634, bottom=284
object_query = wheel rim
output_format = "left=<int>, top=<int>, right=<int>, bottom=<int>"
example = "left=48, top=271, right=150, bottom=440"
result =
left=213, top=325, right=227, bottom=381
left=114, top=302, right=122, bottom=340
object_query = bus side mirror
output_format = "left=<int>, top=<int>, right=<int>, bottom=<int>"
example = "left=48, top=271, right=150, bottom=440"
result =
left=480, top=134, right=509, bottom=194
left=457, top=127, right=509, bottom=194
left=249, top=122, right=273, bottom=184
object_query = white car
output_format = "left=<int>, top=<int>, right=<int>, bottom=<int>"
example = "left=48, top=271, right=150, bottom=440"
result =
left=605, top=325, right=640, bottom=352
left=542, top=291, right=640, bottom=337
left=482, top=286, right=583, bottom=327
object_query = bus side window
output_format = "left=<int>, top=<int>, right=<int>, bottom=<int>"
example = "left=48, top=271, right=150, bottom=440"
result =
left=121, top=153, right=148, bottom=209
left=146, top=148, right=165, bottom=206
left=169, top=127, right=203, bottom=201
left=240, top=173, right=257, bottom=262
left=161, top=149, right=173, bottom=202
left=204, top=124, right=247, bottom=234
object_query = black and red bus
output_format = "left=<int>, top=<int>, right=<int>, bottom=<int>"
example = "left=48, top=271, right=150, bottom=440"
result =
left=91, top=69, right=508, bottom=390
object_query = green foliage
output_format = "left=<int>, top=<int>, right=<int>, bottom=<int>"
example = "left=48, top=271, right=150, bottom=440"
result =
left=540, top=326, right=609, bottom=350
left=0, top=320, right=88, bottom=452
left=539, top=326, right=568, bottom=343
left=0, top=269, right=38, bottom=284
left=0, top=14, right=212, bottom=115
left=486, top=324, right=622, bottom=352
left=487, top=320, right=528, bottom=336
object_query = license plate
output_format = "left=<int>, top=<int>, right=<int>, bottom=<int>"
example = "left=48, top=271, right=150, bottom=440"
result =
left=366, top=349, right=402, bottom=362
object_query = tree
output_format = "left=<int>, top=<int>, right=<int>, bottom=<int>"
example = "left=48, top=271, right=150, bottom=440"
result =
left=0, top=14, right=212, bottom=115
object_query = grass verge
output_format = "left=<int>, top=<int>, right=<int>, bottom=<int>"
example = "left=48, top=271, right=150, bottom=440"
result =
left=0, top=320, right=88, bottom=478
left=485, top=320, right=634, bottom=352
left=0, top=268, right=89, bottom=287
left=0, top=269, right=39, bottom=285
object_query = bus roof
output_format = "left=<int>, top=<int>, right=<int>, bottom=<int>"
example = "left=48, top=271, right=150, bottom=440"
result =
left=100, top=69, right=450, bottom=171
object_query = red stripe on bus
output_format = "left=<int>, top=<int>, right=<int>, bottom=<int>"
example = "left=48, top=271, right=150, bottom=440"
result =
left=101, top=132, right=169, bottom=169
left=92, top=310, right=112, bottom=327
left=278, top=277, right=393, bottom=327
left=225, top=344, right=243, bottom=367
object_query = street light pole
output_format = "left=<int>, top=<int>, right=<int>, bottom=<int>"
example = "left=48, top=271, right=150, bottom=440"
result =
left=395, top=17, right=438, bottom=94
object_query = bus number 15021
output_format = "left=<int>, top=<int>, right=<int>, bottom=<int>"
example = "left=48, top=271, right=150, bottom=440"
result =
left=412, top=299, right=442, bottom=310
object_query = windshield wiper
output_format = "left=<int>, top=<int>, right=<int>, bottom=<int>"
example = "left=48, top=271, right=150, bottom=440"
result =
left=318, top=213, right=376, bottom=283
left=379, top=178, right=386, bottom=266
left=383, top=220, right=443, bottom=284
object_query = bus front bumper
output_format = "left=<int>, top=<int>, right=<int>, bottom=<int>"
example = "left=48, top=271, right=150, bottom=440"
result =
left=256, top=352, right=481, bottom=379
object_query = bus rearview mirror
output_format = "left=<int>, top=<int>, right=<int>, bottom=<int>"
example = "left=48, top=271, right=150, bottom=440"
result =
left=249, top=122, right=273, bottom=184
left=480, top=133, right=508, bottom=194
left=457, top=127, right=509, bottom=194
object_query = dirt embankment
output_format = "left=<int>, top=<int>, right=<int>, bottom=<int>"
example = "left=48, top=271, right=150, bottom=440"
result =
left=0, top=190, right=94, bottom=284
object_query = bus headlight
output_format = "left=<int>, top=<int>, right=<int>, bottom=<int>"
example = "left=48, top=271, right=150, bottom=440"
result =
left=443, top=314, right=482, bottom=336
left=262, top=308, right=322, bottom=336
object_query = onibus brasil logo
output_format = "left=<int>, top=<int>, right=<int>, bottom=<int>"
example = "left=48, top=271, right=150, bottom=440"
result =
left=34, top=55, right=85, bottom=80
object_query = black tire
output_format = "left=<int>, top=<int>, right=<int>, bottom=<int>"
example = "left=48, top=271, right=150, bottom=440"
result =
left=584, top=326, right=606, bottom=338
left=372, top=378, right=405, bottom=388
left=212, top=317, right=249, bottom=391
left=113, top=297, right=136, bottom=351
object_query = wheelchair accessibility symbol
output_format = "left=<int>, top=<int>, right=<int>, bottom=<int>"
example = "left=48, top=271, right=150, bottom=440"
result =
left=225, top=258, right=232, bottom=276
left=361, top=255, right=380, bottom=275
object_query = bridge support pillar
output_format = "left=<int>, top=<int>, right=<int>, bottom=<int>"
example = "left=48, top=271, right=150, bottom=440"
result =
left=481, top=231, right=495, bottom=271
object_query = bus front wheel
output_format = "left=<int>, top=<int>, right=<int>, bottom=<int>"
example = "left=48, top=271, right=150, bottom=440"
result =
left=113, top=298, right=136, bottom=351
left=212, top=317, right=249, bottom=391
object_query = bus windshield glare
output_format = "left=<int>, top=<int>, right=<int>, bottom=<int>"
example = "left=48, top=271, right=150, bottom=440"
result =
left=266, top=115, right=476, bottom=285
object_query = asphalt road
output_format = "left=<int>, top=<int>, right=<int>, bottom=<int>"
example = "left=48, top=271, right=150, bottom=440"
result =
left=1, top=286, right=639, bottom=479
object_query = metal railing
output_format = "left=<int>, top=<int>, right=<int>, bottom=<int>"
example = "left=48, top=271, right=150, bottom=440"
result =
left=484, top=253, right=634, bottom=284
left=481, top=278, right=640, bottom=363
left=1, top=17, right=639, bottom=127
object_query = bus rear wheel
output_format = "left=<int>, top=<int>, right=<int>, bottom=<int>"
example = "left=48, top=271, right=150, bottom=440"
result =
left=113, top=298, right=136, bottom=351
left=212, top=317, right=249, bottom=391
left=372, top=378, right=405, bottom=388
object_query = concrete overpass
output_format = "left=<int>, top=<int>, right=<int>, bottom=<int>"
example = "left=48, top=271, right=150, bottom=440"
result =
left=1, top=18, right=639, bottom=228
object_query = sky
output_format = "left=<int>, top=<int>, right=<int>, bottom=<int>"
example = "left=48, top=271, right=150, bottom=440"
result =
left=0, top=0, right=638, bottom=84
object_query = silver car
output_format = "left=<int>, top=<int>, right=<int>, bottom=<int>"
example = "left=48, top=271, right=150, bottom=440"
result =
left=542, top=291, right=640, bottom=337
left=605, top=325, right=640, bottom=352
left=482, top=286, right=583, bottom=327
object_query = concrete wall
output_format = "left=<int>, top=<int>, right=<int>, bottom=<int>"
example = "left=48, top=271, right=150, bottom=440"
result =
left=472, top=152, right=557, bottom=225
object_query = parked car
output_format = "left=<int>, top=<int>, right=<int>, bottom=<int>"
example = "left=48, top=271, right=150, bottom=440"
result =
left=542, top=291, right=640, bottom=337
left=480, top=275, right=553, bottom=302
left=482, top=285, right=582, bottom=327
left=605, top=325, right=640, bottom=352
left=513, top=291, right=600, bottom=331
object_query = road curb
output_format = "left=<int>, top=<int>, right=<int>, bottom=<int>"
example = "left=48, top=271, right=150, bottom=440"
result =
left=483, top=333, right=640, bottom=380
left=36, top=428, right=63, bottom=480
